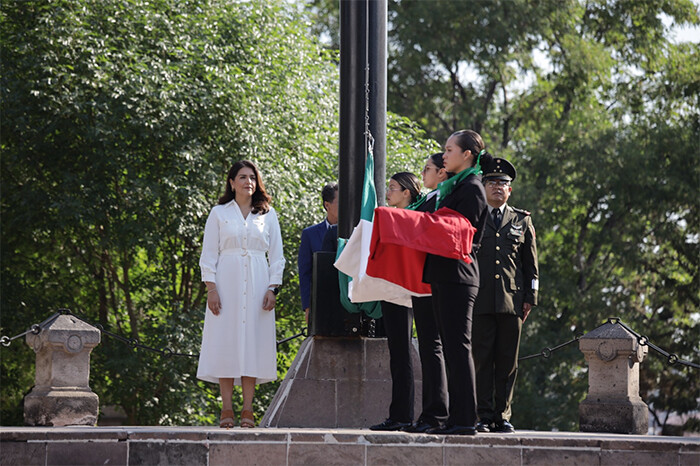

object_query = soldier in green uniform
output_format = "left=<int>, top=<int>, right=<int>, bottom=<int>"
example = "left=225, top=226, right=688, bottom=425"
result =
left=473, top=158, right=538, bottom=433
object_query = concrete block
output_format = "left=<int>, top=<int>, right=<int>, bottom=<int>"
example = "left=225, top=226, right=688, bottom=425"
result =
left=600, top=449, right=678, bottom=465
left=208, top=429, right=289, bottom=442
left=289, top=431, right=365, bottom=443
left=46, top=427, right=127, bottom=441
left=367, top=444, right=443, bottom=465
left=126, top=428, right=208, bottom=441
left=288, top=443, right=365, bottom=465
left=128, top=441, right=208, bottom=465
left=680, top=451, right=700, bottom=465
left=365, top=432, right=443, bottom=445
left=0, top=441, right=45, bottom=466
left=445, top=445, right=521, bottom=465
left=523, top=447, right=601, bottom=465
left=209, top=442, right=288, bottom=466
left=46, top=441, right=126, bottom=465
left=0, top=429, right=49, bottom=441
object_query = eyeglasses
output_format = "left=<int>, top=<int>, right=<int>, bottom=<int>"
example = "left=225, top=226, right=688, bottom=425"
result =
left=386, top=186, right=405, bottom=192
left=484, top=180, right=511, bottom=187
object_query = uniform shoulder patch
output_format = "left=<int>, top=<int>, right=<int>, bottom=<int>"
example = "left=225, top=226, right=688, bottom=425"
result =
left=511, top=206, right=531, bottom=216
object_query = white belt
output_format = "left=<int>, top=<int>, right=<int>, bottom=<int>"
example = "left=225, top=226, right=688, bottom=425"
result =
left=220, top=248, right=265, bottom=258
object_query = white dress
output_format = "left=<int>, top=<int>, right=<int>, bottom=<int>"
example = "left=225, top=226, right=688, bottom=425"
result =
left=196, top=200, right=285, bottom=385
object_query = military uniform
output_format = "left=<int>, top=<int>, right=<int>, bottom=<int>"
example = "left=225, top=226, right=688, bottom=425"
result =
left=473, top=158, right=538, bottom=432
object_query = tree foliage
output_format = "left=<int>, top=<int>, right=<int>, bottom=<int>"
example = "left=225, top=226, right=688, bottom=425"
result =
left=0, top=0, right=435, bottom=425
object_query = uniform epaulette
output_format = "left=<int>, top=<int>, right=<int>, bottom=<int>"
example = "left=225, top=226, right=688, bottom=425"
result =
left=511, top=207, right=531, bottom=216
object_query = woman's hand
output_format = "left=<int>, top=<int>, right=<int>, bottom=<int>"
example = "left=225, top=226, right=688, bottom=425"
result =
left=208, top=290, right=222, bottom=315
left=262, top=290, right=276, bottom=311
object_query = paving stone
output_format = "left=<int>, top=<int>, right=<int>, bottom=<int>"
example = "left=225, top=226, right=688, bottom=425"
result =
left=680, top=451, right=700, bottom=465
left=679, top=441, right=700, bottom=453
left=523, top=447, right=601, bottom=465
left=520, top=434, right=600, bottom=448
left=445, top=433, right=520, bottom=446
left=289, top=430, right=365, bottom=444
left=209, top=442, right=287, bottom=465
left=288, top=443, right=365, bottom=465
left=602, top=437, right=692, bottom=452
left=0, top=441, right=45, bottom=466
left=600, top=449, right=679, bottom=465
left=208, top=429, right=288, bottom=442
left=128, top=441, right=208, bottom=466
left=46, top=441, right=126, bottom=465
left=0, top=428, right=48, bottom=441
left=367, top=444, right=443, bottom=465
left=445, top=445, right=522, bottom=465
left=365, top=432, right=444, bottom=445
left=126, top=429, right=207, bottom=441
left=46, top=427, right=127, bottom=441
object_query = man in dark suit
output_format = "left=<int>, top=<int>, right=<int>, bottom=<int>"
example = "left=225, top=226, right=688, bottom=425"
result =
left=298, top=183, right=338, bottom=323
left=473, top=158, right=538, bottom=434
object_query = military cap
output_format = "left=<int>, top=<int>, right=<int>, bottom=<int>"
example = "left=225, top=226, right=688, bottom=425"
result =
left=482, top=157, right=516, bottom=182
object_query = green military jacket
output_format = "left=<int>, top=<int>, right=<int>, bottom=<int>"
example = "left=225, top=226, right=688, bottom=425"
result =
left=474, top=204, right=539, bottom=318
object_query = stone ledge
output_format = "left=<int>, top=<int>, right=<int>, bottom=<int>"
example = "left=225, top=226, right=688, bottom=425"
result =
left=1, top=427, right=698, bottom=466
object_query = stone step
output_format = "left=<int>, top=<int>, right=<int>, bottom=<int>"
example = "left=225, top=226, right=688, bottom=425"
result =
left=2, top=427, right=698, bottom=465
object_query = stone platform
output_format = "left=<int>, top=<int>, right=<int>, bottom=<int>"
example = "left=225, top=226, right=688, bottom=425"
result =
left=1, top=426, right=698, bottom=465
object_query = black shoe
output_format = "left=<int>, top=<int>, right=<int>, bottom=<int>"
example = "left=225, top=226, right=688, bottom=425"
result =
left=494, top=420, right=515, bottom=433
left=426, top=424, right=477, bottom=436
left=403, top=420, right=436, bottom=433
left=476, top=420, right=493, bottom=433
left=369, top=418, right=412, bottom=431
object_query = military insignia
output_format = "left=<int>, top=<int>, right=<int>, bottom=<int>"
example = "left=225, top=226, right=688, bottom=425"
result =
left=510, top=224, right=523, bottom=236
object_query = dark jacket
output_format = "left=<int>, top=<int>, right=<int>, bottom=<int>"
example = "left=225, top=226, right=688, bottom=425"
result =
left=422, top=174, right=488, bottom=286
left=298, top=220, right=330, bottom=309
left=474, top=204, right=538, bottom=318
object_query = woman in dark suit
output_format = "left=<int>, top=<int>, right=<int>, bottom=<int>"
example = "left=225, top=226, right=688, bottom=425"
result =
left=423, top=130, right=492, bottom=435
left=370, top=172, right=422, bottom=431
left=404, top=153, right=452, bottom=433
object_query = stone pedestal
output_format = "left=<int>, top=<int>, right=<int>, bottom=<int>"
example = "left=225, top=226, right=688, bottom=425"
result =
left=262, top=336, right=422, bottom=428
left=578, top=322, right=648, bottom=434
left=24, top=314, right=101, bottom=426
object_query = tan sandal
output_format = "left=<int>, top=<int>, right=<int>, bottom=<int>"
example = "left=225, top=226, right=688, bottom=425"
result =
left=220, top=409, right=235, bottom=428
left=240, top=409, right=255, bottom=428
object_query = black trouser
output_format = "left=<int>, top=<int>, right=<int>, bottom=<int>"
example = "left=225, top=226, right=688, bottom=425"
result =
left=473, top=313, right=522, bottom=422
left=411, top=295, right=448, bottom=426
left=381, top=301, right=414, bottom=423
left=430, top=282, right=478, bottom=427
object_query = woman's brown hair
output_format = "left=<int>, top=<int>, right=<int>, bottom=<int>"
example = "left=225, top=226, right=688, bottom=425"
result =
left=218, top=160, right=271, bottom=214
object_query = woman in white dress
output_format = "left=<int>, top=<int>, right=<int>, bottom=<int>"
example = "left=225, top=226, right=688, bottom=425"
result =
left=197, top=160, right=285, bottom=428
